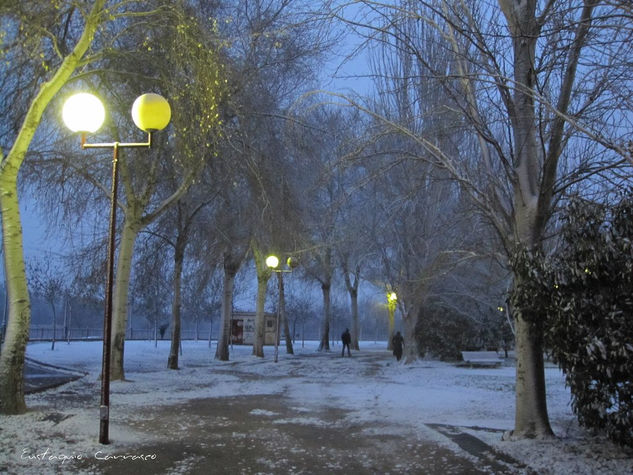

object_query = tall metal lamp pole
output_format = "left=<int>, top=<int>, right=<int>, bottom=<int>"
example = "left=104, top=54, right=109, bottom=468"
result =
left=62, top=92, right=171, bottom=444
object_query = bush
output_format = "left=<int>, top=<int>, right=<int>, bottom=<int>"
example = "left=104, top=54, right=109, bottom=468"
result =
left=547, top=195, right=633, bottom=447
left=512, top=194, right=633, bottom=447
left=416, top=305, right=509, bottom=360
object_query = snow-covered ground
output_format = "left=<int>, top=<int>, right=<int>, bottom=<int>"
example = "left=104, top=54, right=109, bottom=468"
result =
left=1, top=340, right=631, bottom=474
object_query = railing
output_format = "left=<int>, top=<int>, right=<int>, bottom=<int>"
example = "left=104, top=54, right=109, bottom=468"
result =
left=26, top=327, right=214, bottom=341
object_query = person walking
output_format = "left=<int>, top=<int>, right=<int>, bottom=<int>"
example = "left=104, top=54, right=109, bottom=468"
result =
left=392, top=331, right=404, bottom=361
left=341, top=328, right=352, bottom=357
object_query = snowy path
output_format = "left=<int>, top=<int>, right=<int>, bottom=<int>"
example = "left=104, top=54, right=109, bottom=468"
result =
left=1, top=341, right=631, bottom=474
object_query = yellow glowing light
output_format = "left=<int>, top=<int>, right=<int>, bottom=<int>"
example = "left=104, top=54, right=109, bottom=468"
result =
left=131, top=93, right=171, bottom=132
left=62, top=93, right=105, bottom=133
left=497, top=306, right=504, bottom=312
left=388, top=292, right=397, bottom=302
left=266, top=255, right=279, bottom=269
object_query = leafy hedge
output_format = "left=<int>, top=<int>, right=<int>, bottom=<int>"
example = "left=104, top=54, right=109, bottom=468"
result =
left=416, top=304, right=511, bottom=360
left=512, top=194, right=633, bottom=447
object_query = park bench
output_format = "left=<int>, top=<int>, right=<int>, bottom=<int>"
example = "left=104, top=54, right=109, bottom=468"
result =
left=460, top=351, right=505, bottom=367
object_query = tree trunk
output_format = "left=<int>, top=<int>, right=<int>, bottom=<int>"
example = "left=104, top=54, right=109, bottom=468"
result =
left=498, top=0, right=555, bottom=440
left=506, top=312, right=553, bottom=439
left=110, top=218, right=141, bottom=381
left=318, top=283, right=331, bottom=351
left=403, top=306, right=420, bottom=364
left=279, top=272, right=293, bottom=355
left=168, top=238, right=185, bottom=369
left=387, top=300, right=396, bottom=350
left=215, top=254, right=240, bottom=361
left=253, top=275, right=268, bottom=357
left=0, top=0, right=105, bottom=415
left=0, top=173, right=30, bottom=414
left=64, top=298, right=70, bottom=344
left=342, top=264, right=361, bottom=351
left=251, top=242, right=271, bottom=357
left=50, top=302, right=57, bottom=351
left=350, top=289, right=360, bottom=351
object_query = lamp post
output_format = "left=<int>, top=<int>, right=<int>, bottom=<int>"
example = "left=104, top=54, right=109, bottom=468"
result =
left=62, top=91, right=170, bottom=445
left=387, top=291, right=397, bottom=350
left=266, top=255, right=295, bottom=363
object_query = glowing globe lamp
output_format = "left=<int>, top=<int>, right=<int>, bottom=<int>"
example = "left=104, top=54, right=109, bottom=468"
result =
left=131, top=93, right=171, bottom=132
left=388, top=292, right=397, bottom=302
left=62, top=93, right=105, bottom=133
left=266, top=255, right=280, bottom=269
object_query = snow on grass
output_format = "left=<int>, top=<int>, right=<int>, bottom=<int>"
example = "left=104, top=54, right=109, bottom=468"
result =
left=0, top=340, right=631, bottom=474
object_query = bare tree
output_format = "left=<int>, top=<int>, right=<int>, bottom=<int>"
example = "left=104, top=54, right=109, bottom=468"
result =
left=287, top=106, right=352, bottom=351
left=217, top=0, right=336, bottom=357
left=210, top=165, right=252, bottom=361
left=328, top=0, right=633, bottom=440
left=144, top=191, right=212, bottom=369
left=28, top=258, right=67, bottom=351
left=104, top=4, right=228, bottom=380
left=0, top=0, right=108, bottom=415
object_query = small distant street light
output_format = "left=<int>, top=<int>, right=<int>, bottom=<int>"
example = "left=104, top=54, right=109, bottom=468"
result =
left=387, top=290, right=397, bottom=350
left=266, top=255, right=295, bottom=363
left=63, top=91, right=171, bottom=445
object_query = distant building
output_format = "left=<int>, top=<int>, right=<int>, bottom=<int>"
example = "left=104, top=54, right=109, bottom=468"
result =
left=231, top=311, right=277, bottom=345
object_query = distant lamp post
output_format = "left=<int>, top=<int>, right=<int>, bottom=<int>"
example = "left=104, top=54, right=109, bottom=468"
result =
left=387, top=291, right=397, bottom=350
left=266, top=255, right=295, bottom=362
left=62, top=91, right=170, bottom=445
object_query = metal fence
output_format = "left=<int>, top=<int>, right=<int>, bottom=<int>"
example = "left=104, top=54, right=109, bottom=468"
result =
left=26, top=327, right=214, bottom=342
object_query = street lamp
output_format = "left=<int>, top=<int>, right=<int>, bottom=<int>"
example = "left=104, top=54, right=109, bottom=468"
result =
left=265, top=255, right=280, bottom=269
left=62, top=91, right=170, bottom=445
left=387, top=291, right=397, bottom=350
left=266, top=255, right=295, bottom=362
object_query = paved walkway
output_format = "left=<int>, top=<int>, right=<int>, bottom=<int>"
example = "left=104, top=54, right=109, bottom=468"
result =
left=20, top=352, right=531, bottom=474
left=69, top=394, right=530, bottom=475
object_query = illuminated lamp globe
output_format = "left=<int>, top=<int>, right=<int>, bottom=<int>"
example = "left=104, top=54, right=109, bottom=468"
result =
left=287, top=257, right=299, bottom=269
left=131, top=93, right=171, bottom=132
left=62, top=93, right=105, bottom=133
left=266, top=255, right=280, bottom=269
left=388, top=292, right=397, bottom=302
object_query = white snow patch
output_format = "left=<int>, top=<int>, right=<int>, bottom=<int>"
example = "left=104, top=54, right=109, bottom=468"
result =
left=0, top=340, right=630, bottom=474
left=249, top=409, right=278, bottom=417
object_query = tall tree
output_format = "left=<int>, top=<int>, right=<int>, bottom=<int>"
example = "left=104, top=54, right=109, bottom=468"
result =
left=331, top=0, right=633, bottom=439
left=250, top=238, right=273, bottom=357
left=0, top=0, right=107, bottom=414
left=289, top=107, right=352, bottom=352
left=85, top=4, right=227, bottom=380
left=218, top=0, right=334, bottom=356
left=145, top=192, right=210, bottom=369
left=210, top=164, right=252, bottom=361
left=28, top=258, right=67, bottom=351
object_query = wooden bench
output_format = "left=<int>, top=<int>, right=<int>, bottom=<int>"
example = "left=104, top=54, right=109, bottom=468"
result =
left=461, top=351, right=504, bottom=367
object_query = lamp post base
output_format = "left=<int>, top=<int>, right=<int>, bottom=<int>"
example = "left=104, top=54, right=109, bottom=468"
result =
left=99, top=405, right=110, bottom=444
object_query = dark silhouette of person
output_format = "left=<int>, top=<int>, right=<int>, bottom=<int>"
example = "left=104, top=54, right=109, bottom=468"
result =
left=341, top=328, right=352, bottom=357
left=159, top=323, right=169, bottom=339
left=392, top=331, right=404, bottom=361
